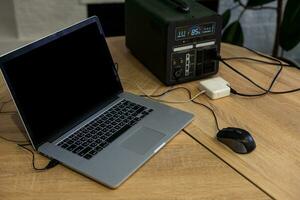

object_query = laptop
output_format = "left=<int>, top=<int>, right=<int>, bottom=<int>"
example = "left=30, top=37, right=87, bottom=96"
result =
left=0, top=16, right=193, bottom=188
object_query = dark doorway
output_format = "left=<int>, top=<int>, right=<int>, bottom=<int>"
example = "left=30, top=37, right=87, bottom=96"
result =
left=88, top=1, right=219, bottom=37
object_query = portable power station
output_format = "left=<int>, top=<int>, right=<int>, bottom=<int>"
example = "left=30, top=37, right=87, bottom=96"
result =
left=125, top=0, right=222, bottom=85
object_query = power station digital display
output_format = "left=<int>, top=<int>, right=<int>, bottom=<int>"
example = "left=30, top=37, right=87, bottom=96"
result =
left=175, top=23, right=215, bottom=40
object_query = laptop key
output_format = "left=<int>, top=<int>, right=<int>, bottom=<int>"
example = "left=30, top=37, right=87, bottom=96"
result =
left=95, top=139, right=102, bottom=144
left=95, top=145, right=103, bottom=152
left=89, top=150, right=98, bottom=155
left=90, top=142, right=97, bottom=148
left=100, top=135, right=107, bottom=140
left=61, top=143, right=69, bottom=149
left=75, top=140, right=82, bottom=145
left=85, top=133, right=92, bottom=138
left=133, top=107, right=146, bottom=115
left=107, top=125, right=112, bottom=129
left=66, top=139, right=73, bottom=145
left=84, top=154, right=93, bottom=159
left=73, top=146, right=84, bottom=154
left=102, top=116, right=108, bottom=121
left=58, top=100, right=151, bottom=158
left=99, top=141, right=109, bottom=148
left=103, top=142, right=109, bottom=148
left=129, top=120, right=138, bottom=126
left=102, top=128, right=108, bottom=132
left=77, top=132, right=84, bottom=137
left=67, top=144, right=77, bottom=151
left=58, top=141, right=64, bottom=146
left=92, top=134, right=99, bottom=139
left=107, top=124, right=131, bottom=143
left=105, top=132, right=112, bottom=137
left=82, top=141, right=89, bottom=147
left=79, top=147, right=92, bottom=156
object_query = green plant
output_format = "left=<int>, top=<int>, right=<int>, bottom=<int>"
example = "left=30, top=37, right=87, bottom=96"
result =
left=221, top=0, right=300, bottom=58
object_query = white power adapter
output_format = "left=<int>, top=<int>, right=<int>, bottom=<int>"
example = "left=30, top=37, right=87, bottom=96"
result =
left=198, top=77, right=230, bottom=99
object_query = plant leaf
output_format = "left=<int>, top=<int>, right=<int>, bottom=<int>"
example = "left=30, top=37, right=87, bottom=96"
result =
left=222, top=9, right=231, bottom=29
left=280, top=0, right=300, bottom=51
left=247, top=0, right=275, bottom=7
left=222, top=21, right=244, bottom=46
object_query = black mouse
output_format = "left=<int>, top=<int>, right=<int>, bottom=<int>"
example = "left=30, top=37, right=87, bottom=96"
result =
left=217, top=127, right=256, bottom=154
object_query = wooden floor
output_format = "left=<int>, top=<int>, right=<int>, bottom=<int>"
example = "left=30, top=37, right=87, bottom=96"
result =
left=1, top=36, right=300, bottom=199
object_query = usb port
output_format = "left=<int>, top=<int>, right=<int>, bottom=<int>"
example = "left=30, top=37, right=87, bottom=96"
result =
left=185, top=53, right=190, bottom=76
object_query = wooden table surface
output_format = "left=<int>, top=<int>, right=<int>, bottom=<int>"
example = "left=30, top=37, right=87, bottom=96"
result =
left=0, top=36, right=299, bottom=199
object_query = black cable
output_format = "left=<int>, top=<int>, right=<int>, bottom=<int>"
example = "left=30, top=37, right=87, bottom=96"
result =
left=221, top=56, right=295, bottom=68
left=0, top=99, right=28, bottom=143
left=220, top=59, right=284, bottom=97
left=243, top=45, right=285, bottom=64
left=218, top=47, right=300, bottom=96
left=221, top=56, right=300, bottom=94
left=191, top=99, right=221, bottom=131
left=144, top=86, right=221, bottom=131
left=0, top=99, right=17, bottom=114
left=17, top=143, right=59, bottom=171
left=140, top=86, right=193, bottom=98
left=114, top=62, right=119, bottom=72
left=0, top=135, right=28, bottom=143
left=0, top=100, right=59, bottom=170
left=0, top=99, right=12, bottom=112
left=220, top=59, right=277, bottom=94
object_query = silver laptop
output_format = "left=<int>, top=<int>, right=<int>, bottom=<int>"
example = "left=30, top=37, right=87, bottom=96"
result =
left=0, top=16, right=193, bottom=188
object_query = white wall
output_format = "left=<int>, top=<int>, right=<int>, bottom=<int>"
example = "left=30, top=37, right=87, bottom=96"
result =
left=0, top=0, right=18, bottom=40
left=0, top=0, right=88, bottom=54
left=13, top=0, right=87, bottom=40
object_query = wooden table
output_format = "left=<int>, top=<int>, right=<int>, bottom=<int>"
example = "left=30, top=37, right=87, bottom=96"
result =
left=0, top=37, right=299, bottom=200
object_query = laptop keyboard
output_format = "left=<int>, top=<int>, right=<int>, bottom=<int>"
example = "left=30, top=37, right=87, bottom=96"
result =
left=57, top=99, right=153, bottom=159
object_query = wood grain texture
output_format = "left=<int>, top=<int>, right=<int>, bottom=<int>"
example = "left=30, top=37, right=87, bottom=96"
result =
left=0, top=130, right=269, bottom=200
left=143, top=42, right=300, bottom=200
left=0, top=36, right=277, bottom=200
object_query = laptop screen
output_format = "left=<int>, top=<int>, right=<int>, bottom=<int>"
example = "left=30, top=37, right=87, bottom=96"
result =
left=0, top=18, right=123, bottom=148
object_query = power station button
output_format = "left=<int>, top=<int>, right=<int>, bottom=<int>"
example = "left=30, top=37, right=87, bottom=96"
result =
left=174, top=69, right=182, bottom=79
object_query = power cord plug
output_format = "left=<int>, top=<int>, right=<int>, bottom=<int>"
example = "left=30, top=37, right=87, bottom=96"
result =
left=198, top=77, right=231, bottom=99
left=18, top=144, right=59, bottom=171
left=45, top=159, right=60, bottom=169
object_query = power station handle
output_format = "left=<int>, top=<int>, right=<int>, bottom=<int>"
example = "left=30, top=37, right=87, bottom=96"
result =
left=168, top=0, right=190, bottom=13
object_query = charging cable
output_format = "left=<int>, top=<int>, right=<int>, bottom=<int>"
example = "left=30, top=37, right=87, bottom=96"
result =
left=217, top=46, right=300, bottom=96
left=0, top=101, right=60, bottom=172
left=17, top=144, right=59, bottom=171
left=121, top=79, right=206, bottom=103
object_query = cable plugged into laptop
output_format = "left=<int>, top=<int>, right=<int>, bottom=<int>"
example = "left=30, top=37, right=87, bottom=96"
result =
left=45, top=159, right=60, bottom=169
left=17, top=144, right=59, bottom=171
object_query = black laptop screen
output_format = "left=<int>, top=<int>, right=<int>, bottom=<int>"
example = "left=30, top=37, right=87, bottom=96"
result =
left=0, top=19, right=123, bottom=148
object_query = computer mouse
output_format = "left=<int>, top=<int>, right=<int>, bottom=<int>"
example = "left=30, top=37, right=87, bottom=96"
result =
left=216, top=127, right=256, bottom=154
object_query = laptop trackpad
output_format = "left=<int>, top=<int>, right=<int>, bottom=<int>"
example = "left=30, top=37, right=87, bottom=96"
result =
left=121, top=127, right=165, bottom=155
